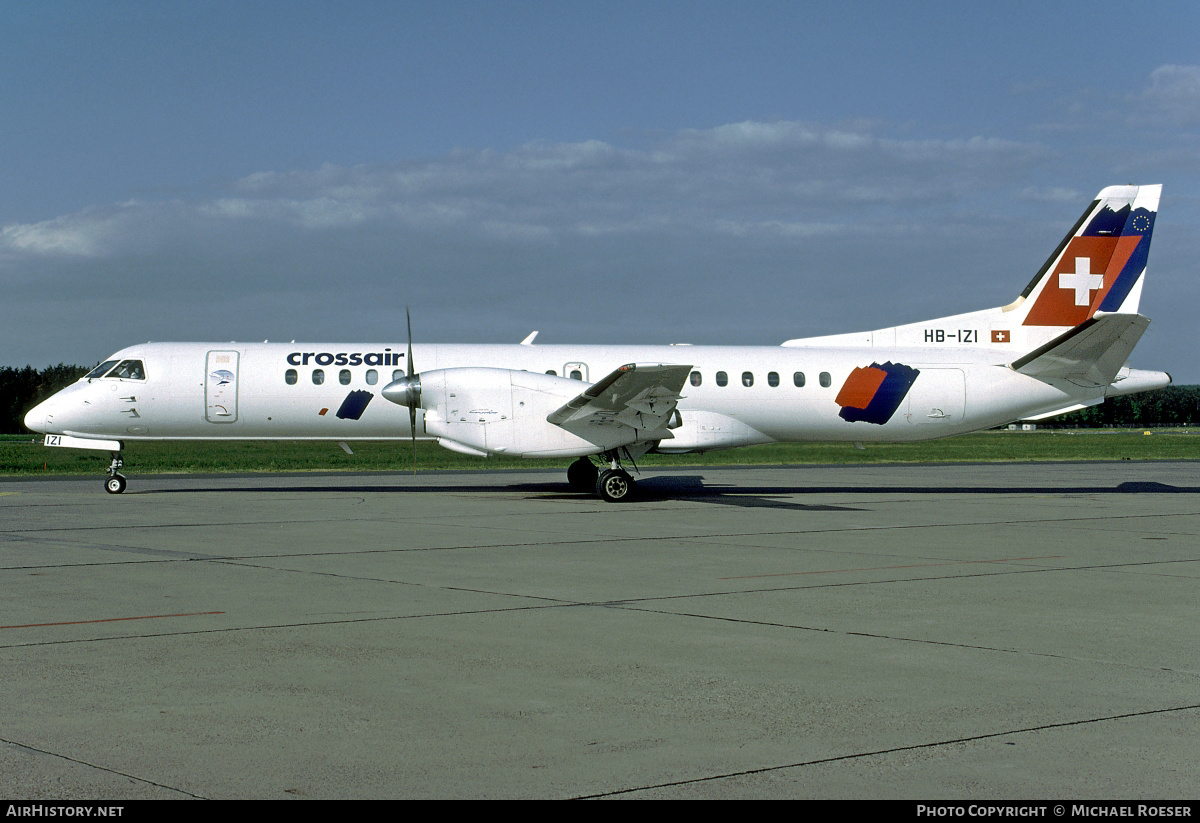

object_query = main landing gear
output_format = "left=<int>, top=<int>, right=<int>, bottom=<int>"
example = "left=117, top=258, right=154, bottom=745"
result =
left=595, top=467, right=635, bottom=502
left=104, top=452, right=127, bottom=494
left=567, top=454, right=637, bottom=503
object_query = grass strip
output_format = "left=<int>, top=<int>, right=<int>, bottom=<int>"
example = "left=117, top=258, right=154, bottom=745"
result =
left=2, top=430, right=1197, bottom=477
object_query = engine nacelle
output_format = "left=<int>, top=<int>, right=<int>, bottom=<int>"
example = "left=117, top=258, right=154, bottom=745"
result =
left=413, top=368, right=602, bottom=458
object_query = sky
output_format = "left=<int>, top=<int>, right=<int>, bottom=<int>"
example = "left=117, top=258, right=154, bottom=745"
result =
left=2, top=1, right=1198, bottom=379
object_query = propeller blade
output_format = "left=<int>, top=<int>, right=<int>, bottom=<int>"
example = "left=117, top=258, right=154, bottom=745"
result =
left=409, top=408, right=418, bottom=475
left=407, top=306, right=417, bottom=475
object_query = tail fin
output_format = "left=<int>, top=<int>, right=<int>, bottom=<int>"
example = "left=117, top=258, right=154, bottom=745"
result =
left=780, top=185, right=1162, bottom=355
left=1005, top=185, right=1166, bottom=392
left=1008, top=185, right=1160, bottom=337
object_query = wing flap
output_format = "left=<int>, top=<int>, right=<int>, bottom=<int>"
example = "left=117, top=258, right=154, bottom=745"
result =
left=547, top=363, right=692, bottom=449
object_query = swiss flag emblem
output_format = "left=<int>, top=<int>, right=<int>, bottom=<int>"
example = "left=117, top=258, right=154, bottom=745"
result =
left=1024, top=235, right=1141, bottom=326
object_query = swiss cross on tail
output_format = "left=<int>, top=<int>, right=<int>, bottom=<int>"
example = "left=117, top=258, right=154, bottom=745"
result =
left=1023, top=187, right=1158, bottom=327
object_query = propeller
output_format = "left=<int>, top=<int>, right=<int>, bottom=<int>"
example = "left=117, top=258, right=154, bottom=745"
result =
left=406, top=307, right=418, bottom=474
left=381, top=307, right=422, bottom=474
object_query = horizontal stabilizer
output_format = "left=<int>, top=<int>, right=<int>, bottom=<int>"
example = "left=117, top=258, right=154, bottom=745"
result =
left=547, top=363, right=692, bottom=449
left=1010, top=313, right=1149, bottom=387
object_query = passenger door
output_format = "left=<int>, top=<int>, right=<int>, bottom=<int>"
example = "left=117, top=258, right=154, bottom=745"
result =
left=205, top=351, right=239, bottom=423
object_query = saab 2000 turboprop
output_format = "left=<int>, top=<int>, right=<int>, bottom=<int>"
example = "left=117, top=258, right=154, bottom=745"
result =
left=24, top=185, right=1171, bottom=501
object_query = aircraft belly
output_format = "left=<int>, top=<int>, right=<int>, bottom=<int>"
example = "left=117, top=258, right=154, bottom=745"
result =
left=661, top=410, right=773, bottom=451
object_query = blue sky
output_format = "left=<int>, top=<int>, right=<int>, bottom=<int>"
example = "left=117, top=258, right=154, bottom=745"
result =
left=2, top=1, right=1198, bottom=379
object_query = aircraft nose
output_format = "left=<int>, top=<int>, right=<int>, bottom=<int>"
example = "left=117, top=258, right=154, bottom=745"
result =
left=23, top=398, right=52, bottom=434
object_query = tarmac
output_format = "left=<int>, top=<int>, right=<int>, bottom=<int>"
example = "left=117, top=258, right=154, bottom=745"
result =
left=1, top=461, right=1199, bottom=799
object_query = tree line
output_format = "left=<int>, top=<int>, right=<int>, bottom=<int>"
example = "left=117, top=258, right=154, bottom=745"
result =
left=2, top=364, right=90, bottom=434
left=1047, top=384, right=1200, bottom=428
left=2, top=363, right=1199, bottom=434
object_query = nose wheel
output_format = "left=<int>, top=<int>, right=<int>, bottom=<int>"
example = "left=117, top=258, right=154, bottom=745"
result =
left=104, top=452, right=127, bottom=494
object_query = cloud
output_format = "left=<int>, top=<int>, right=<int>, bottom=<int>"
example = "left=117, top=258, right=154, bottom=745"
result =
left=1, top=121, right=1045, bottom=271
left=4, top=115, right=1194, bottom=381
left=1138, top=64, right=1200, bottom=126
left=1034, top=64, right=1200, bottom=133
left=1, top=203, right=147, bottom=257
left=1020, top=186, right=1085, bottom=204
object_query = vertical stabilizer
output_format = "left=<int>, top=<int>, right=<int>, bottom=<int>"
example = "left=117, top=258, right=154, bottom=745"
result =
left=1011, top=185, right=1159, bottom=338
left=781, top=185, right=1162, bottom=354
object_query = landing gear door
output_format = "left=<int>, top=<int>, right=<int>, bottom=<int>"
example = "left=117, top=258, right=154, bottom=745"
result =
left=205, top=351, right=239, bottom=423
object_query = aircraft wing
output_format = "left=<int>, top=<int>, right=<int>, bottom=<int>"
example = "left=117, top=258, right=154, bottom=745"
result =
left=1010, top=313, right=1150, bottom=387
left=546, top=363, right=692, bottom=450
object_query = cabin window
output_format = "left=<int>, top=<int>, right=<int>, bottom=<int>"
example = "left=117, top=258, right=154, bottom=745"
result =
left=393, top=369, right=404, bottom=382
left=109, top=360, right=145, bottom=380
left=312, top=369, right=325, bottom=385
left=716, top=371, right=728, bottom=387
left=86, top=360, right=119, bottom=379
left=366, top=369, right=378, bottom=385
left=794, top=372, right=805, bottom=387
left=742, top=371, right=754, bottom=387
left=285, top=369, right=298, bottom=385
left=339, top=369, right=351, bottom=385
left=768, top=371, right=780, bottom=387
left=820, top=372, right=831, bottom=388
left=690, top=371, right=702, bottom=387
left=546, top=369, right=557, bottom=376
left=570, top=369, right=583, bottom=380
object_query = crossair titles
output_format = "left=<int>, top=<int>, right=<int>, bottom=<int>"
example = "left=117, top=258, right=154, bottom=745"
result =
left=286, top=350, right=404, bottom=367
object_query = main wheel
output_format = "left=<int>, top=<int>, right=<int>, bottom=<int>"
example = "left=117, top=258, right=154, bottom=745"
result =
left=595, top=469, right=635, bottom=502
left=567, top=458, right=599, bottom=491
left=105, top=474, right=127, bottom=494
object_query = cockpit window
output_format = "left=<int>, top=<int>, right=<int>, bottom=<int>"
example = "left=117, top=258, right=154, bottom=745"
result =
left=85, top=360, right=119, bottom=379
left=107, top=360, right=146, bottom=380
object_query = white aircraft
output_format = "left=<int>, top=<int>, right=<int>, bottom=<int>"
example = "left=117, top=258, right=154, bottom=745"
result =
left=24, top=184, right=1170, bottom=501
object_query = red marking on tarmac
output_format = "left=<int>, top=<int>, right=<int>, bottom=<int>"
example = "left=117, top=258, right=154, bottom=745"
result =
left=720, top=556, right=1063, bottom=580
left=1, top=611, right=225, bottom=629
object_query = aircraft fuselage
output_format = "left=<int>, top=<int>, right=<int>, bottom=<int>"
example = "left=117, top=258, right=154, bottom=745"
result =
left=26, top=340, right=1113, bottom=451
